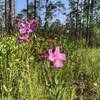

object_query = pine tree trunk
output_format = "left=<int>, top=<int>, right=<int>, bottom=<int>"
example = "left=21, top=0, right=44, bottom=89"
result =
left=75, top=0, right=79, bottom=39
left=5, top=0, right=7, bottom=31
left=86, top=0, right=90, bottom=44
left=34, top=0, right=37, bottom=18
left=45, top=0, right=49, bottom=29
left=27, top=0, right=28, bottom=19
left=8, top=0, right=13, bottom=34
left=89, top=0, right=94, bottom=46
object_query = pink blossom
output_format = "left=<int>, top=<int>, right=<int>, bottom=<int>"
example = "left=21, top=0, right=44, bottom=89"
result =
left=19, top=19, right=38, bottom=34
left=48, top=46, right=66, bottom=68
left=17, top=33, right=29, bottom=43
left=17, top=18, right=39, bottom=43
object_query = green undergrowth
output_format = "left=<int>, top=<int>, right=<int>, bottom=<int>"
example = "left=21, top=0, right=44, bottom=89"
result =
left=0, top=35, right=100, bottom=100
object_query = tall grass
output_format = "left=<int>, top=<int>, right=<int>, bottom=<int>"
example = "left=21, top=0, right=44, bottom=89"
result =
left=0, top=34, right=100, bottom=100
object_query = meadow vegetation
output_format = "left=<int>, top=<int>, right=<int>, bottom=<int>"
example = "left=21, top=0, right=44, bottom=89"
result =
left=0, top=33, right=100, bottom=100
left=0, top=0, right=100, bottom=99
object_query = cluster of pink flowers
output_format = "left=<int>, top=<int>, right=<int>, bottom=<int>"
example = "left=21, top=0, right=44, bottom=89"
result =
left=16, top=17, right=39, bottom=43
left=16, top=18, right=67, bottom=68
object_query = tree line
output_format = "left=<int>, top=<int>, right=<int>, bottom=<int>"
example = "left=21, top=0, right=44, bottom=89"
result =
left=1, top=0, right=100, bottom=46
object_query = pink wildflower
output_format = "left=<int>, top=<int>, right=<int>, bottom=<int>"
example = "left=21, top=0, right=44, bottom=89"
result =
left=19, top=19, right=38, bottom=34
left=19, top=21, right=30, bottom=34
left=48, top=46, right=66, bottom=68
left=17, top=17, right=39, bottom=43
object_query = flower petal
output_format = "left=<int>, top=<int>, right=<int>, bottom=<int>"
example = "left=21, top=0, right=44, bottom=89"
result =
left=20, top=22, right=26, bottom=27
left=19, top=33, right=29, bottom=41
left=19, top=28, right=26, bottom=33
left=54, top=46, right=60, bottom=55
left=60, top=53, right=66, bottom=60
left=54, top=60, right=63, bottom=68
left=28, top=29, right=33, bottom=33
left=48, top=49, right=55, bottom=61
